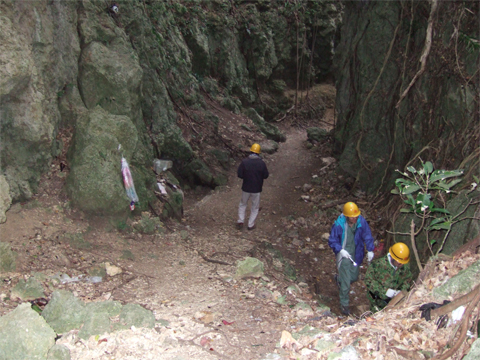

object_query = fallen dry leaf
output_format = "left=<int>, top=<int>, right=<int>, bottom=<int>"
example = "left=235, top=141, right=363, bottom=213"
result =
left=200, top=337, right=211, bottom=347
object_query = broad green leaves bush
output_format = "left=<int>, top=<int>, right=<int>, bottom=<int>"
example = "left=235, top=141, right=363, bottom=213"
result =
left=391, top=159, right=470, bottom=257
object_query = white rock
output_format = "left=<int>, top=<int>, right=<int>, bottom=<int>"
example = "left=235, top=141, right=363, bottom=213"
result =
left=105, top=262, right=123, bottom=276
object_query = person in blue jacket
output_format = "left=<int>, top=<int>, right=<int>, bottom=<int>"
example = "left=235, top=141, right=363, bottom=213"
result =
left=237, top=143, right=269, bottom=230
left=328, top=202, right=375, bottom=315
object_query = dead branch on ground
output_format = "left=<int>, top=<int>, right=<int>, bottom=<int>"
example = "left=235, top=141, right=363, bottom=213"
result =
left=431, top=284, right=480, bottom=359
left=431, top=283, right=480, bottom=319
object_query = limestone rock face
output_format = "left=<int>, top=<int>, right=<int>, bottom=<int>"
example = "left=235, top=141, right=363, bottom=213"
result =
left=334, top=1, right=478, bottom=194
left=0, top=175, right=11, bottom=223
left=0, top=0, right=80, bottom=202
left=0, top=0, right=341, bottom=217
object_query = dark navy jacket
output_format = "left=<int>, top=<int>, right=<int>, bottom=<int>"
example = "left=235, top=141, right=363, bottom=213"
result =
left=328, top=214, right=375, bottom=265
left=237, top=154, right=269, bottom=193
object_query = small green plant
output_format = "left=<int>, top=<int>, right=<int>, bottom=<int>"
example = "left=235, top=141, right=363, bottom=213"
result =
left=390, top=159, right=479, bottom=271
left=459, top=33, right=480, bottom=53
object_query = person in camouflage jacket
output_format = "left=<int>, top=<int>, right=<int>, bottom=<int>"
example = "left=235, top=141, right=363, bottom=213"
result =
left=365, top=242, right=413, bottom=312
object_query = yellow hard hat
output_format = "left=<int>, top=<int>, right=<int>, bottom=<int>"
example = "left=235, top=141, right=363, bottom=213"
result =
left=250, top=143, right=261, bottom=154
left=389, top=242, right=410, bottom=264
left=343, top=202, right=360, bottom=217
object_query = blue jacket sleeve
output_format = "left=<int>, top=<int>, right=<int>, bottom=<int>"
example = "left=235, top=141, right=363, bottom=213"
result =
left=328, top=224, right=343, bottom=255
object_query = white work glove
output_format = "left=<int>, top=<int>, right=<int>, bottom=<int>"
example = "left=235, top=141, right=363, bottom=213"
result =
left=385, top=289, right=401, bottom=298
left=367, top=251, right=374, bottom=262
left=339, top=249, right=350, bottom=259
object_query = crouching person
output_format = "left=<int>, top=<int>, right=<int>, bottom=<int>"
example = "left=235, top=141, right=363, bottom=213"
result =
left=365, top=242, right=413, bottom=312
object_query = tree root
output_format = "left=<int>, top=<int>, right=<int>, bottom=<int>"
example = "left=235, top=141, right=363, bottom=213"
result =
left=198, top=251, right=233, bottom=266
left=356, top=6, right=403, bottom=173
left=431, top=284, right=480, bottom=359
left=396, top=0, right=438, bottom=108
left=431, top=283, right=480, bottom=319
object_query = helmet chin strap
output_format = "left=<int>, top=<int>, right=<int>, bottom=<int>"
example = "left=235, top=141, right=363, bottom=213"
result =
left=387, top=253, right=398, bottom=270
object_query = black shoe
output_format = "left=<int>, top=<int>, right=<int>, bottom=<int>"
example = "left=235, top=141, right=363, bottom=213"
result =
left=236, top=222, right=243, bottom=230
left=334, top=274, right=340, bottom=289
left=247, top=224, right=256, bottom=231
left=340, top=305, right=350, bottom=316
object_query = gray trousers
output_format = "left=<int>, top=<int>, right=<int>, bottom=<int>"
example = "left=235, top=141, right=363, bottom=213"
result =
left=238, top=191, right=261, bottom=228
left=338, top=258, right=360, bottom=307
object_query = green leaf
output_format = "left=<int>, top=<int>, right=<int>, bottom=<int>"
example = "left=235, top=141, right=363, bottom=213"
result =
left=431, top=208, right=450, bottom=214
left=473, top=175, right=479, bottom=183
left=434, top=178, right=463, bottom=191
left=401, top=184, right=421, bottom=195
left=407, top=166, right=417, bottom=174
left=430, top=169, right=464, bottom=183
left=422, top=197, right=431, bottom=209
left=447, top=178, right=463, bottom=188
left=430, top=221, right=452, bottom=231
left=400, top=208, right=412, bottom=213
left=391, top=189, right=400, bottom=194
left=430, top=239, right=437, bottom=245
left=429, top=218, right=445, bottom=226
left=405, top=194, right=416, bottom=206
left=31, top=304, right=42, bottom=314
left=423, top=161, right=434, bottom=174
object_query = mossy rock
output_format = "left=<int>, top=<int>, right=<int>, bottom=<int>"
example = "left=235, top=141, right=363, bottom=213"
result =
left=245, top=108, right=286, bottom=142
left=133, top=213, right=164, bottom=234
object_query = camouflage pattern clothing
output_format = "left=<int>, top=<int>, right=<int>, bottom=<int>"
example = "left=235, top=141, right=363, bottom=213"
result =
left=364, top=254, right=413, bottom=311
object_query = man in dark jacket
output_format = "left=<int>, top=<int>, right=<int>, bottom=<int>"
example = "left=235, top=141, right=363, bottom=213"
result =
left=328, top=202, right=375, bottom=315
left=237, top=143, right=269, bottom=230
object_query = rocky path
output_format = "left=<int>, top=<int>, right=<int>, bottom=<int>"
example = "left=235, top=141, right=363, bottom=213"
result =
left=3, top=121, right=477, bottom=360
left=1, top=125, right=344, bottom=360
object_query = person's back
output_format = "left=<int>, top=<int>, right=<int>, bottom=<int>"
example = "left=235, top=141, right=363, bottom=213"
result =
left=238, top=154, right=269, bottom=193
left=236, top=144, right=269, bottom=231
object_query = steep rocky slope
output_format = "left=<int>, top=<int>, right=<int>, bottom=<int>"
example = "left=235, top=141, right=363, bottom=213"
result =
left=334, top=0, right=479, bottom=194
left=0, top=0, right=340, bottom=220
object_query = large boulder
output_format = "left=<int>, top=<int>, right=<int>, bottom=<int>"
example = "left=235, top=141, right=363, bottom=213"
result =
left=78, top=301, right=123, bottom=340
left=66, top=106, right=141, bottom=215
left=11, top=277, right=45, bottom=301
left=0, top=303, right=56, bottom=360
left=41, top=290, right=86, bottom=334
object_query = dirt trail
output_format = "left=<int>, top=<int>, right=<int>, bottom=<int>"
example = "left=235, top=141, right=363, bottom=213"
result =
left=1, top=94, right=378, bottom=358
left=185, top=128, right=324, bottom=235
